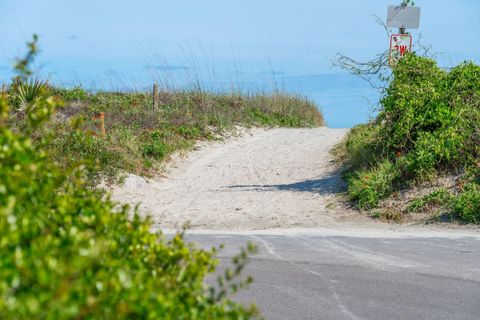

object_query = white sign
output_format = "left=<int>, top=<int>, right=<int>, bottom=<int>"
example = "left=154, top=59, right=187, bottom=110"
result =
left=389, top=34, right=412, bottom=66
left=387, top=5, right=421, bottom=29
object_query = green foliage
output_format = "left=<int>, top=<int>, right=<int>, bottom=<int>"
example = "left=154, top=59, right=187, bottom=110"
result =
left=26, top=89, right=323, bottom=182
left=451, top=184, right=480, bottom=223
left=50, top=86, right=88, bottom=102
left=406, top=188, right=451, bottom=213
left=10, top=84, right=58, bottom=135
left=176, top=124, right=208, bottom=139
left=11, top=78, right=48, bottom=112
left=141, top=130, right=171, bottom=159
left=51, top=127, right=124, bottom=181
left=342, top=123, right=382, bottom=169
left=0, top=38, right=260, bottom=318
left=347, top=160, right=400, bottom=209
left=0, top=86, right=260, bottom=320
left=6, top=35, right=59, bottom=136
left=341, top=54, right=480, bottom=223
left=13, top=34, right=39, bottom=82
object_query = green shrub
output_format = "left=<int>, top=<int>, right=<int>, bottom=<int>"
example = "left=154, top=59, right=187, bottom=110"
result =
left=176, top=124, right=206, bottom=139
left=0, top=87, right=259, bottom=319
left=451, top=184, right=480, bottom=223
left=141, top=141, right=170, bottom=158
left=49, top=127, right=124, bottom=181
left=11, top=78, right=48, bottom=113
left=342, top=123, right=381, bottom=170
left=347, top=160, right=400, bottom=209
left=340, top=53, right=480, bottom=223
left=378, top=55, right=449, bottom=153
left=50, top=86, right=88, bottom=102
left=406, top=188, right=451, bottom=213
left=141, top=130, right=171, bottom=159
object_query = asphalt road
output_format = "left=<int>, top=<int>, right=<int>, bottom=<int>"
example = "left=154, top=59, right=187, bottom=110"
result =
left=185, top=231, right=480, bottom=320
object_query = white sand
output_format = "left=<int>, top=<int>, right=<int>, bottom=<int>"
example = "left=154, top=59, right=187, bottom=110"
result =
left=111, top=127, right=381, bottom=230
left=109, top=127, right=480, bottom=236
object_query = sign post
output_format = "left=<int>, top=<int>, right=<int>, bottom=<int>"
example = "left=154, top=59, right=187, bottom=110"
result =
left=386, top=3, right=421, bottom=66
left=389, top=34, right=412, bottom=66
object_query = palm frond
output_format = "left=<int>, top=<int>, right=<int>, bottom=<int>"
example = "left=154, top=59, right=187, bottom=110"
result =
left=13, top=78, right=47, bottom=113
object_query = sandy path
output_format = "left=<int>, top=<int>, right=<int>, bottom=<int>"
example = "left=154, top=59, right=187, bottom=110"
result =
left=111, top=127, right=375, bottom=230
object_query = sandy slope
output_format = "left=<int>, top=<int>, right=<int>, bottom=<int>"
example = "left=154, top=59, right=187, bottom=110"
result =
left=111, top=127, right=383, bottom=230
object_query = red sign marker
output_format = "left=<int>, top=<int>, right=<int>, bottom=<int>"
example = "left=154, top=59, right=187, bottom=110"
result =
left=389, top=34, right=412, bottom=67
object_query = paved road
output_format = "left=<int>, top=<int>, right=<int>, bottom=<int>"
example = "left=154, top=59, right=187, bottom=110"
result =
left=185, top=231, right=480, bottom=320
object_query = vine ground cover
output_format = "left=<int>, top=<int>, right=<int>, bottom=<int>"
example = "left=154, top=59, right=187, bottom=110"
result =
left=338, top=54, right=480, bottom=224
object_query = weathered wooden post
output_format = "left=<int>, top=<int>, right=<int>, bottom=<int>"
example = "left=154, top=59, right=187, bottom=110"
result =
left=92, top=112, right=106, bottom=137
left=99, top=112, right=106, bottom=137
left=152, top=83, right=158, bottom=111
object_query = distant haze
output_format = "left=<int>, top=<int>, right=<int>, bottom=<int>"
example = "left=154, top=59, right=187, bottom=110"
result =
left=1, top=0, right=478, bottom=127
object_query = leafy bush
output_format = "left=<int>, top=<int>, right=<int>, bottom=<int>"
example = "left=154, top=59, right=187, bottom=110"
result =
left=0, top=93, right=259, bottom=320
left=342, top=123, right=381, bottom=169
left=341, top=53, right=480, bottom=223
left=406, top=188, right=451, bottom=213
left=141, top=130, right=171, bottom=159
left=50, top=127, right=125, bottom=181
left=347, top=160, right=400, bottom=209
left=451, top=184, right=480, bottom=223
left=0, top=40, right=260, bottom=319
left=176, top=124, right=204, bottom=139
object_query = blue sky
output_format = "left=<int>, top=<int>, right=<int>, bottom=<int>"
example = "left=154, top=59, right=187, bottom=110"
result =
left=1, top=1, right=479, bottom=127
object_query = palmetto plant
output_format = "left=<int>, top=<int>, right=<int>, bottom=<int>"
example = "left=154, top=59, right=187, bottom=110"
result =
left=12, top=78, right=47, bottom=114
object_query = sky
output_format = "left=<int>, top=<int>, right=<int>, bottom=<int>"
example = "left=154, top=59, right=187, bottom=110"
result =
left=1, top=0, right=479, bottom=127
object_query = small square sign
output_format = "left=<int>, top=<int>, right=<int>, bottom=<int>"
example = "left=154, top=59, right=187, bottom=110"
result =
left=389, top=34, right=412, bottom=67
left=387, top=5, right=421, bottom=29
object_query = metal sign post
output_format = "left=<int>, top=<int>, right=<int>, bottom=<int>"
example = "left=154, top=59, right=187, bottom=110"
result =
left=387, top=3, right=421, bottom=66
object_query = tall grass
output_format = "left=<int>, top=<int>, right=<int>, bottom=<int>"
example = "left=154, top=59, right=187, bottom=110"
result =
left=36, top=86, right=324, bottom=183
left=7, top=38, right=324, bottom=184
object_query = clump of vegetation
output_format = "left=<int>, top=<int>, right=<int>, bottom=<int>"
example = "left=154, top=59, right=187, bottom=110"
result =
left=406, top=188, right=451, bottom=213
left=452, top=183, right=480, bottom=224
left=339, top=53, right=480, bottom=223
left=38, top=89, right=323, bottom=183
left=0, top=37, right=261, bottom=319
left=371, top=208, right=404, bottom=223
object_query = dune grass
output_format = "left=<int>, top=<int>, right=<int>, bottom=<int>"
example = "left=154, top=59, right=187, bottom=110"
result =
left=32, top=87, right=324, bottom=183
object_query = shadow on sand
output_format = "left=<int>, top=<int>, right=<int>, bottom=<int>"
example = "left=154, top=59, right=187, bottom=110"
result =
left=226, top=172, right=346, bottom=196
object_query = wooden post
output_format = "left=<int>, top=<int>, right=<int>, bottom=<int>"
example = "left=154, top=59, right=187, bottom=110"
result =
left=152, top=83, right=158, bottom=111
left=99, top=112, right=106, bottom=137
left=92, top=112, right=106, bottom=137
